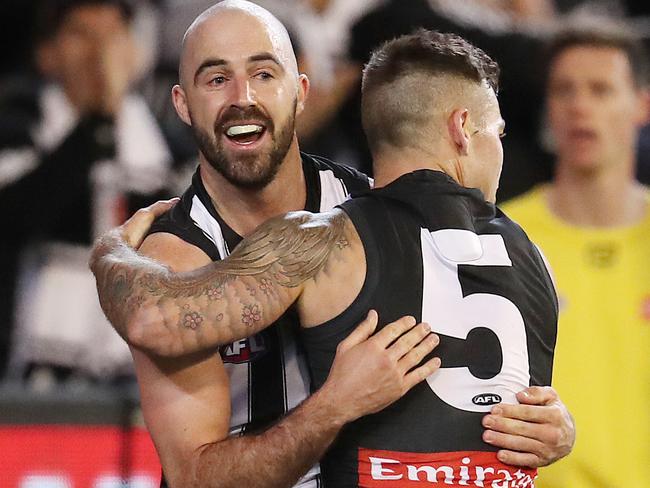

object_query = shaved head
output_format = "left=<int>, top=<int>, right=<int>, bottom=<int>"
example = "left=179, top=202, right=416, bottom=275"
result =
left=179, top=0, right=298, bottom=86
left=362, top=30, right=500, bottom=155
left=362, top=30, right=505, bottom=202
left=363, top=72, right=497, bottom=154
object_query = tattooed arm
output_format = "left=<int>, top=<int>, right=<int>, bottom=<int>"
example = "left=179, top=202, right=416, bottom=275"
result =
left=90, top=209, right=353, bottom=357
left=132, top=232, right=441, bottom=488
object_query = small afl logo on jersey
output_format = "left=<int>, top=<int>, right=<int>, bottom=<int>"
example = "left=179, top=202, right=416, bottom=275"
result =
left=472, top=393, right=502, bottom=406
left=585, top=242, right=618, bottom=268
left=220, top=335, right=268, bottom=364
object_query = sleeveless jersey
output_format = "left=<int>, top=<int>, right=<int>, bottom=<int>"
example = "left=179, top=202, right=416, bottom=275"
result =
left=300, top=170, right=558, bottom=488
left=150, top=153, right=370, bottom=488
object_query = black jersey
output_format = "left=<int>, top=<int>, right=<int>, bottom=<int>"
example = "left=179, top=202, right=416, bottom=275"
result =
left=300, top=170, right=557, bottom=488
left=150, top=153, right=370, bottom=488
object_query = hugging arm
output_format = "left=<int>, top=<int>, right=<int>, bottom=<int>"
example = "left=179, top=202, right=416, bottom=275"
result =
left=90, top=210, right=351, bottom=357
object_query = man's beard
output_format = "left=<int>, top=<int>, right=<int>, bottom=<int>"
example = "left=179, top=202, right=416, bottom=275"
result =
left=191, top=102, right=296, bottom=190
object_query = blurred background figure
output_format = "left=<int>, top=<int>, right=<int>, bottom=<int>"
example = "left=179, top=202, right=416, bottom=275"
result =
left=503, top=16, right=650, bottom=487
left=0, top=0, right=171, bottom=386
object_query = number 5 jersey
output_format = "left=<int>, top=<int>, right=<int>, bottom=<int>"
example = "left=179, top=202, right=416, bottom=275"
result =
left=301, top=169, right=558, bottom=488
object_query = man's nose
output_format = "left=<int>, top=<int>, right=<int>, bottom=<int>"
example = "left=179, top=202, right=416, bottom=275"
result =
left=566, top=88, right=593, bottom=118
left=230, top=77, right=257, bottom=109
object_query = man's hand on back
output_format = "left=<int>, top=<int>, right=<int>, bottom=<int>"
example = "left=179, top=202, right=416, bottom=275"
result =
left=319, top=311, right=441, bottom=424
left=482, top=386, right=575, bottom=468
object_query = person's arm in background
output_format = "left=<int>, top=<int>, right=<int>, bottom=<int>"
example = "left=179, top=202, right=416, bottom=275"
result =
left=125, top=202, right=441, bottom=488
left=0, top=19, right=138, bottom=238
left=0, top=114, right=117, bottom=237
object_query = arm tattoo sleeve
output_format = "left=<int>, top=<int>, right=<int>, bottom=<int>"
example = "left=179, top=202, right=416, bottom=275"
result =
left=90, top=210, right=351, bottom=357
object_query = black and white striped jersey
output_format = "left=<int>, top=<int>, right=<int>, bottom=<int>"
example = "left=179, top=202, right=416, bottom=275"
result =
left=150, top=153, right=370, bottom=488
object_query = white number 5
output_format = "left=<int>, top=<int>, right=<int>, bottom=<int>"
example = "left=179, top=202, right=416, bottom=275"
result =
left=421, top=228, right=530, bottom=412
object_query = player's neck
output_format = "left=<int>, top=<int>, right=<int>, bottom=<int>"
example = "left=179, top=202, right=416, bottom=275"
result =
left=547, top=157, right=647, bottom=228
left=200, top=142, right=307, bottom=237
left=372, top=147, right=453, bottom=188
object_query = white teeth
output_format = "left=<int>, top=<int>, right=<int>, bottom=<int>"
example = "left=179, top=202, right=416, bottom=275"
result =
left=226, top=125, right=263, bottom=137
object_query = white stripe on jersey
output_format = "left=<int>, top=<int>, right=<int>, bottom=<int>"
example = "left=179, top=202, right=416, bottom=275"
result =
left=226, top=350, right=251, bottom=436
left=278, top=323, right=311, bottom=413
left=319, top=169, right=349, bottom=211
left=189, top=194, right=229, bottom=259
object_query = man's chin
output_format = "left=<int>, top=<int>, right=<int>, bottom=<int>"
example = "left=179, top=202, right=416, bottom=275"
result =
left=223, top=171, right=277, bottom=190
left=563, top=154, right=603, bottom=173
left=215, top=158, right=280, bottom=190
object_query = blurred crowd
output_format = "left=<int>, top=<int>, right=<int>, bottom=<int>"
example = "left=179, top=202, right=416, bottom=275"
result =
left=0, top=0, right=648, bottom=486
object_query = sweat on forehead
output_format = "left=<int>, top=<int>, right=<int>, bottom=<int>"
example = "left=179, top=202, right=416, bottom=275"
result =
left=179, top=0, right=298, bottom=84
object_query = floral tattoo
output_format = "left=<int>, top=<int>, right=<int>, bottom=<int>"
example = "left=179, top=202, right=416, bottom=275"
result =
left=241, top=304, right=262, bottom=327
left=182, top=309, right=204, bottom=330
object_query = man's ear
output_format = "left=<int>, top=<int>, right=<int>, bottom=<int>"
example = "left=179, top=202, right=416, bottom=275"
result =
left=448, top=108, right=471, bottom=156
left=172, top=85, right=192, bottom=126
left=296, top=73, right=310, bottom=116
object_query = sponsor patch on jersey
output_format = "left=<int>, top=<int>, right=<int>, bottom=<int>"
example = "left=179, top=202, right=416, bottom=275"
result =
left=358, top=448, right=537, bottom=487
left=220, top=334, right=268, bottom=364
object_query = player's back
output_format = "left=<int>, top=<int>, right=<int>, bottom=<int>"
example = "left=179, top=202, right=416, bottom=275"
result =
left=301, top=169, right=558, bottom=487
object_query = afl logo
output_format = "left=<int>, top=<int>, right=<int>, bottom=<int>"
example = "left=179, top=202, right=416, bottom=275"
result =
left=472, top=393, right=502, bottom=406
left=220, top=335, right=268, bottom=364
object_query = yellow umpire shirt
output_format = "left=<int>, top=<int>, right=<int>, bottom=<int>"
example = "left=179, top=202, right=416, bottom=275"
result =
left=503, top=186, right=650, bottom=488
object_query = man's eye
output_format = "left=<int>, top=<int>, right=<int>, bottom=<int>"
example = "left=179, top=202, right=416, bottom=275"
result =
left=256, top=71, right=273, bottom=80
left=210, top=75, right=227, bottom=85
left=549, top=82, right=574, bottom=99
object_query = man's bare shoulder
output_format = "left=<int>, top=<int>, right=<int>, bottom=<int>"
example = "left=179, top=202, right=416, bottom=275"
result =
left=250, top=208, right=355, bottom=245
left=228, top=208, right=357, bottom=285
left=140, top=232, right=212, bottom=272
left=296, top=209, right=365, bottom=326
